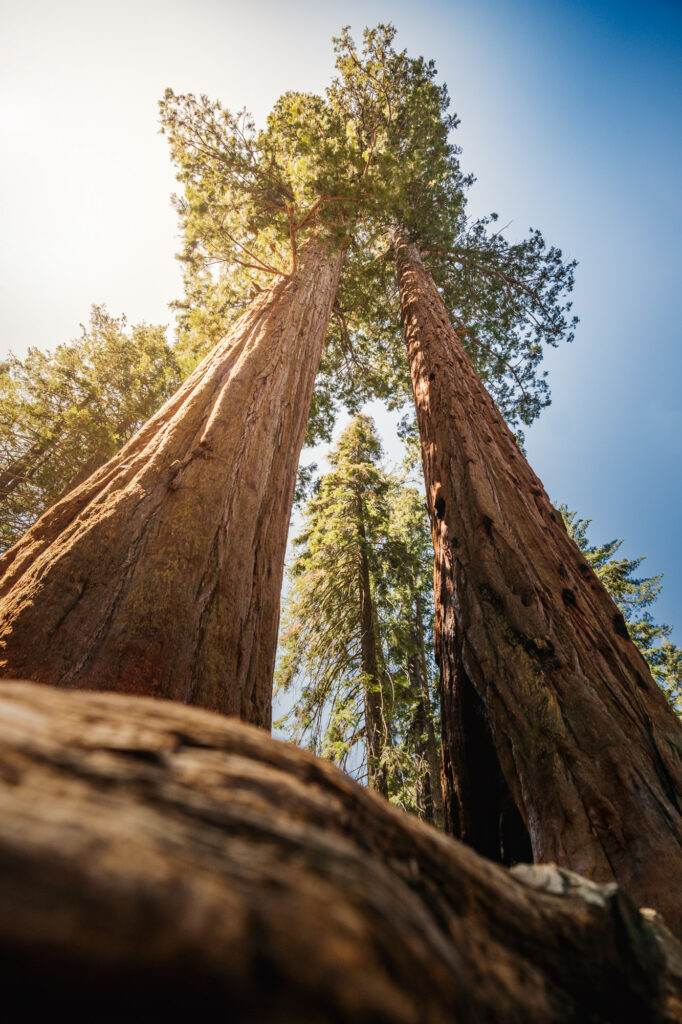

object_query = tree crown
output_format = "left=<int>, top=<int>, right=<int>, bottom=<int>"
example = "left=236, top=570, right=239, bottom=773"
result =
left=163, top=23, right=578, bottom=442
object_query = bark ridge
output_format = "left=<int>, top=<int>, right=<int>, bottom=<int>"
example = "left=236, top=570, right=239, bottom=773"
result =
left=0, top=242, right=343, bottom=726
left=0, top=680, right=680, bottom=1022
left=395, top=232, right=682, bottom=934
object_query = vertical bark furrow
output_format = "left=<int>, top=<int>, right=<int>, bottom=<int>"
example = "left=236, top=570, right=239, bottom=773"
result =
left=0, top=240, right=344, bottom=726
left=394, top=231, right=682, bottom=934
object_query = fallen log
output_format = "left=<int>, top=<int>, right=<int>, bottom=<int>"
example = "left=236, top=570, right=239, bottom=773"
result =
left=0, top=680, right=679, bottom=1022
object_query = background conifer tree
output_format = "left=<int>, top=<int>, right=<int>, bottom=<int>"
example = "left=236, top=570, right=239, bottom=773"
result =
left=0, top=307, right=180, bottom=551
left=277, top=416, right=442, bottom=821
left=276, top=415, right=393, bottom=794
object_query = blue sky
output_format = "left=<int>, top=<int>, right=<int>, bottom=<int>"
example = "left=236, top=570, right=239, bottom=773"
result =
left=1, top=0, right=680, bottom=636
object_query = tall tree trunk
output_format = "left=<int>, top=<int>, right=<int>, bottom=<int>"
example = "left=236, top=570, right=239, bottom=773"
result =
left=394, top=229, right=682, bottom=934
left=1, top=680, right=681, bottom=1022
left=407, top=592, right=444, bottom=827
left=357, top=503, right=389, bottom=796
left=0, top=239, right=343, bottom=728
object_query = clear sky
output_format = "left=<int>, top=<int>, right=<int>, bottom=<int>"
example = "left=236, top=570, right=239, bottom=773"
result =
left=2, top=0, right=680, bottom=637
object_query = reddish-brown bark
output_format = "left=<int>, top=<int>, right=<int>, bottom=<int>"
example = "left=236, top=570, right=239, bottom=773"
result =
left=1, top=681, right=681, bottom=1022
left=0, top=240, right=343, bottom=727
left=395, top=231, right=682, bottom=934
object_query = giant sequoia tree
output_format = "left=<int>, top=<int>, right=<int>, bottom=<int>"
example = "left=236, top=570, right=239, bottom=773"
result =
left=0, top=95, right=356, bottom=723
left=0, top=27, right=569, bottom=726
left=395, top=233, right=682, bottom=932
left=324, top=27, right=576, bottom=436
left=325, top=26, right=682, bottom=931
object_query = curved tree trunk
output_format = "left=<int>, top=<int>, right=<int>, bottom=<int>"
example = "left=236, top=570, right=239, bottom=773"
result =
left=394, top=230, right=682, bottom=934
left=0, top=680, right=680, bottom=1022
left=0, top=240, right=343, bottom=727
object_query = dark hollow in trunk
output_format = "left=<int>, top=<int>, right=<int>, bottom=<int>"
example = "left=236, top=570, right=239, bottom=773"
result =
left=457, top=660, right=533, bottom=864
left=0, top=680, right=680, bottom=1023
left=0, top=241, right=343, bottom=728
left=394, top=230, right=682, bottom=934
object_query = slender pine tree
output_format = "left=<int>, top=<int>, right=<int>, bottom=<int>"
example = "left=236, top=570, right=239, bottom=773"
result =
left=276, top=415, right=392, bottom=793
left=379, top=483, right=444, bottom=825
left=277, top=416, right=443, bottom=821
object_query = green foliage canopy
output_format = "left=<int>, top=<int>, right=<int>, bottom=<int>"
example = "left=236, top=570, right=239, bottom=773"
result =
left=0, top=306, right=180, bottom=551
left=162, top=24, right=578, bottom=444
left=325, top=25, right=578, bottom=435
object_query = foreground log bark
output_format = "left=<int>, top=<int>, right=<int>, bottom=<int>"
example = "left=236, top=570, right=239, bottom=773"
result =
left=394, top=231, right=682, bottom=934
left=0, top=681, right=680, bottom=1022
left=0, top=241, right=342, bottom=726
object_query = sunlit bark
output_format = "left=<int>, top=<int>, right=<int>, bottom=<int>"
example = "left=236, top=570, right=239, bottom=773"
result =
left=0, top=240, right=343, bottom=727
